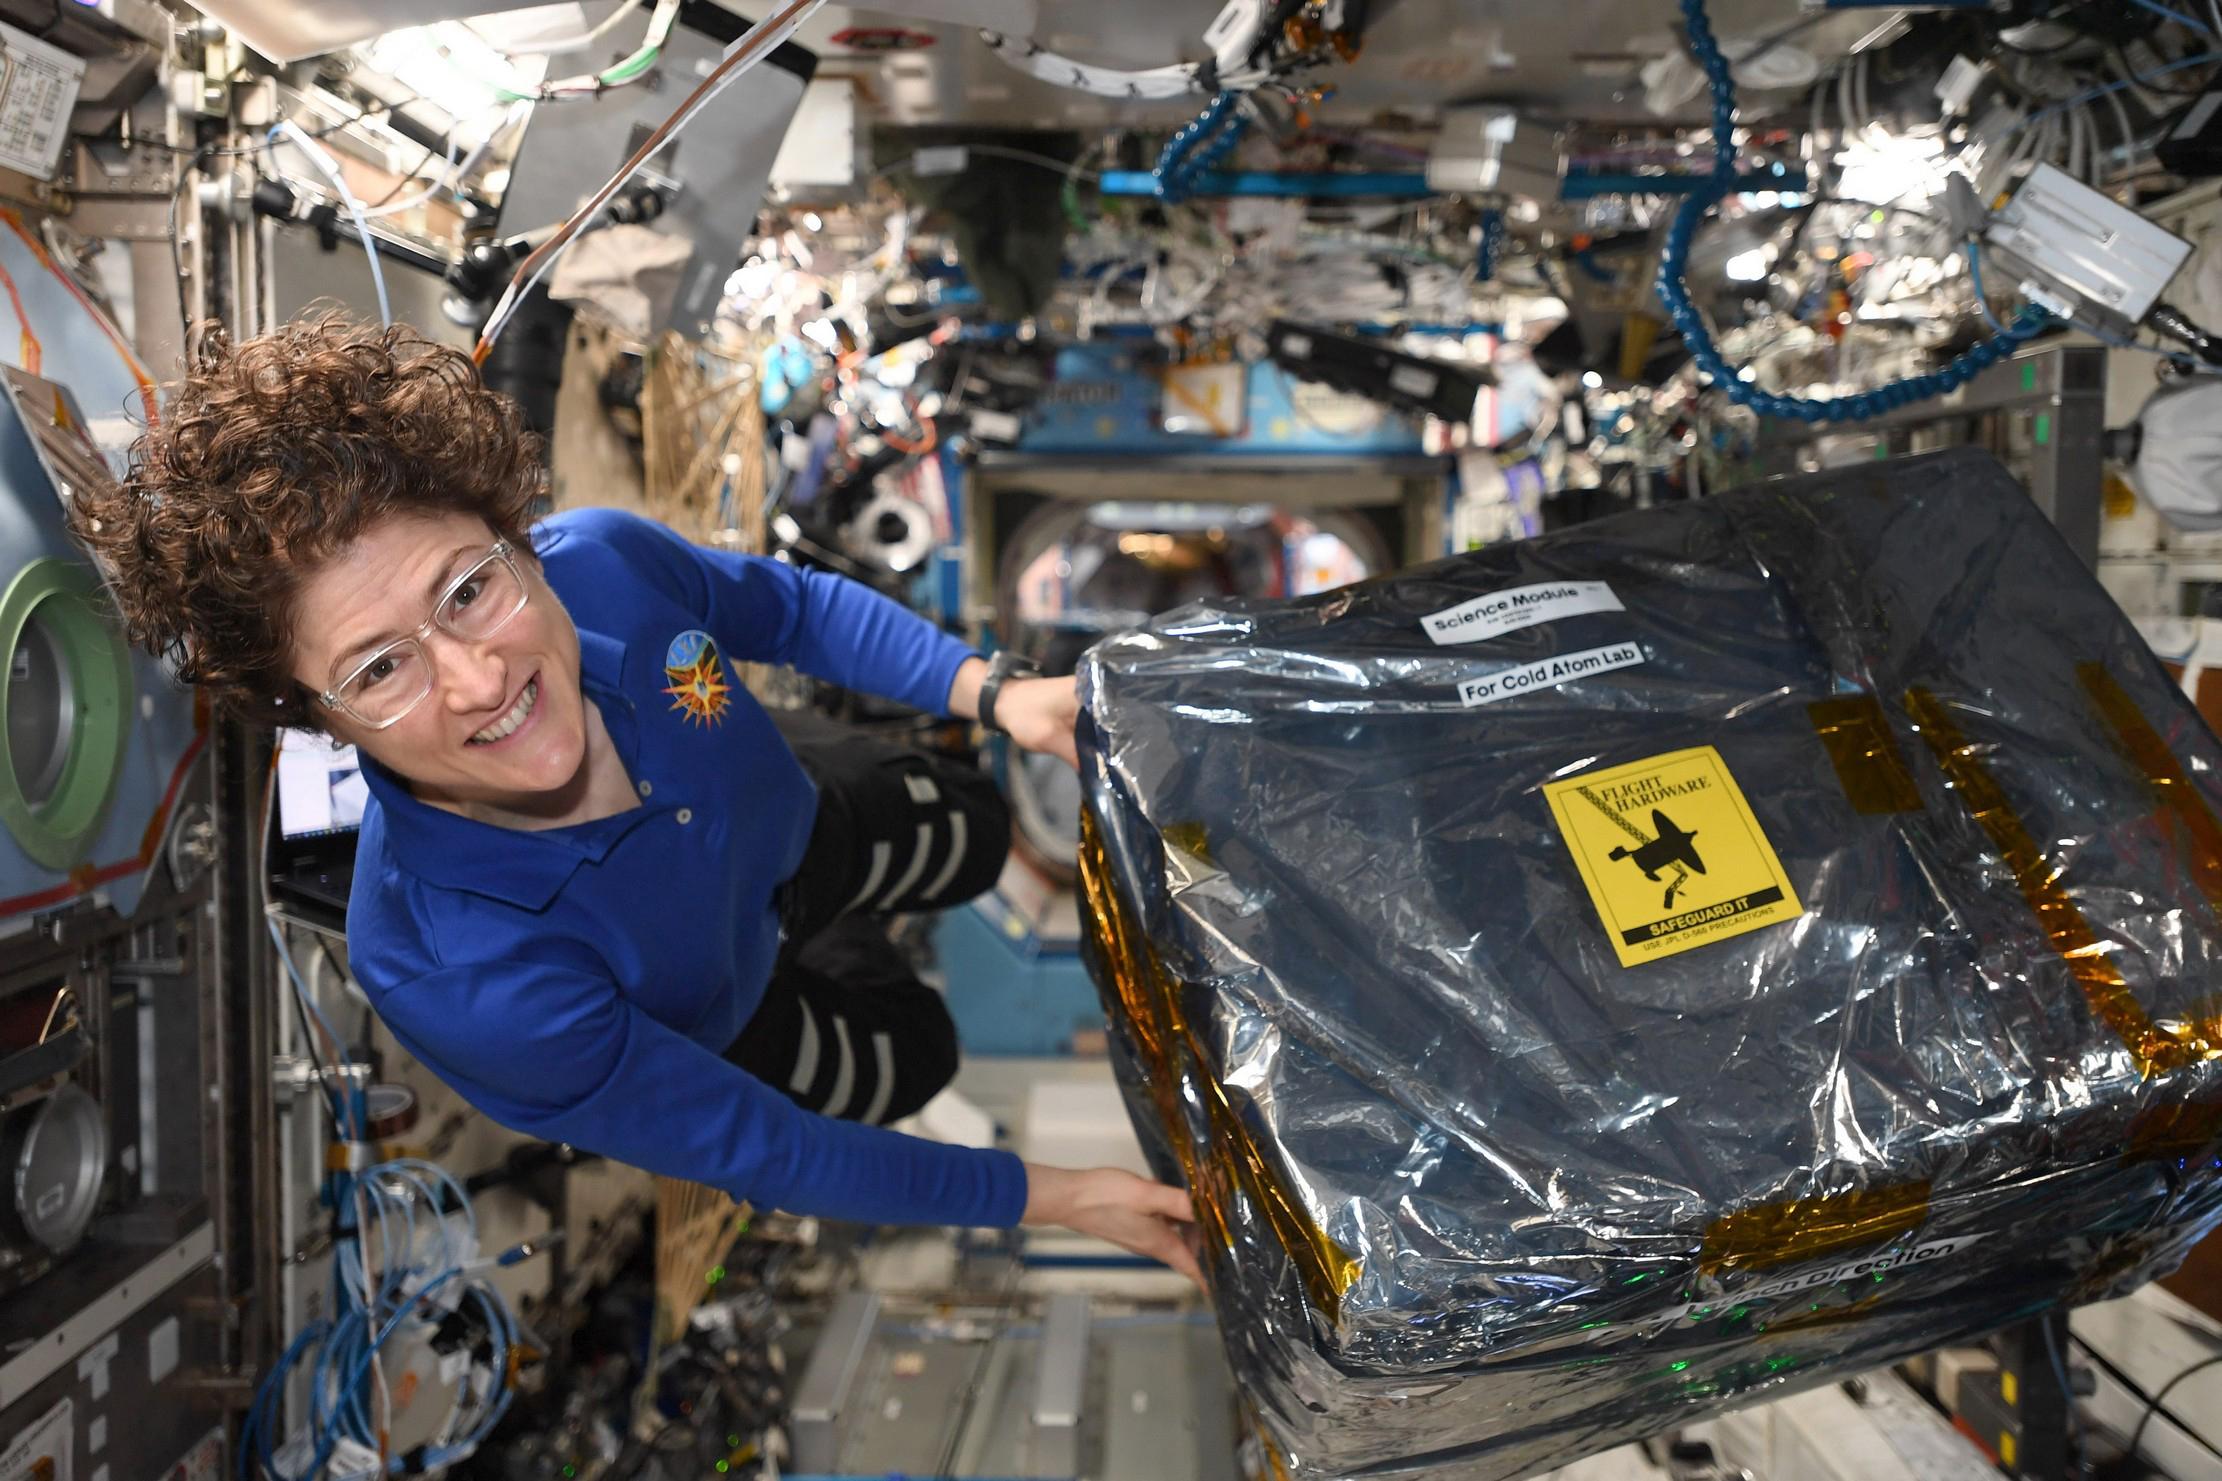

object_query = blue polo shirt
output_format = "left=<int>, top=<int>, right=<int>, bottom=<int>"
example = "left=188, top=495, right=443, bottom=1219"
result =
left=347, top=507, right=1029, bottom=1229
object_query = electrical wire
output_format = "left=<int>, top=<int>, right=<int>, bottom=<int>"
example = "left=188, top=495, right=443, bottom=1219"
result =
left=142, top=93, right=432, bottom=159
left=474, top=0, right=827, bottom=364
left=1965, top=241, right=2009, bottom=334
left=165, top=147, right=207, bottom=342
left=2040, top=1317, right=2089, bottom=1479
left=360, top=139, right=442, bottom=213
left=2125, top=1350, right=2222, bottom=1465
left=2126, top=0, right=2217, bottom=38
left=242, top=1189, right=521, bottom=1479
left=880, top=141, right=1103, bottom=182
left=2017, top=50, right=2222, bottom=135
left=362, top=101, right=526, bottom=220
left=508, top=0, right=679, bottom=101
left=269, top=121, right=390, bottom=327
left=1658, top=0, right=2049, bottom=424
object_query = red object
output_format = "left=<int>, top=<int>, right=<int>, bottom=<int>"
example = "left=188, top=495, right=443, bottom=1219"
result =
left=831, top=26, right=935, bottom=51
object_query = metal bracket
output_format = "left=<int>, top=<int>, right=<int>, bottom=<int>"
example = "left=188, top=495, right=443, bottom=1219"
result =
left=1032, top=1291, right=1091, bottom=1475
left=791, top=1289, right=881, bottom=1473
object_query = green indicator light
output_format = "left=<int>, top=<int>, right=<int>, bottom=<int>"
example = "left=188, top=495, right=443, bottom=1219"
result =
left=1670, top=1361, right=1691, bottom=1372
left=2022, top=361, right=2037, bottom=391
left=2035, top=412, right=2052, bottom=446
left=716, top=1463, right=730, bottom=1475
left=1874, top=1271, right=1887, bottom=1282
left=728, top=1435, right=741, bottom=1449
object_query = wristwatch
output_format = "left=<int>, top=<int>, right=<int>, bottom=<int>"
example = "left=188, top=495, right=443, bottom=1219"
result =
left=976, top=651, right=1040, bottom=736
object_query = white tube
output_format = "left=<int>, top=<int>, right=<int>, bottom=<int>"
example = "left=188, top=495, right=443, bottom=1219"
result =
left=271, top=120, right=391, bottom=327
left=363, top=102, right=527, bottom=220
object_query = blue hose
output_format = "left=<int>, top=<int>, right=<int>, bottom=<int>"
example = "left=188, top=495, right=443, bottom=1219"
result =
left=1154, top=92, right=1248, bottom=202
left=1655, top=0, right=2050, bottom=423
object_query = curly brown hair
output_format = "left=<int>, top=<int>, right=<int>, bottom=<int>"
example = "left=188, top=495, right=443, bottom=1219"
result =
left=69, top=310, right=546, bottom=730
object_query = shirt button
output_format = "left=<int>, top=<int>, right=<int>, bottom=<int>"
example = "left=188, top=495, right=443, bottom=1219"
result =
left=637, top=780, right=653, bottom=797
left=676, top=808, right=693, bottom=825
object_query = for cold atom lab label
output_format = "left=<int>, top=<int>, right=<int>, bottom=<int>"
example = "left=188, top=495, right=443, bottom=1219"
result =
left=1458, top=641, right=1645, bottom=707
left=1544, top=745, right=1802, bottom=968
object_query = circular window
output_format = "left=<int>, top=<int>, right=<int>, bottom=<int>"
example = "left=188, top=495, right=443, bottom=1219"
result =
left=7, top=610, right=72, bottom=808
left=995, top=498, right=1388, bottom=873
left=0, top=559, right=133, bottom=871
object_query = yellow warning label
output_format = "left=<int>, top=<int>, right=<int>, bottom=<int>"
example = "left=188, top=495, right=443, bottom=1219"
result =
left=1544, top=745, right=1803, bottom=968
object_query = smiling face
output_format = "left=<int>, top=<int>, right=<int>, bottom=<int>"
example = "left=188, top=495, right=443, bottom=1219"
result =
left=290, top=511, right=590, bottom=817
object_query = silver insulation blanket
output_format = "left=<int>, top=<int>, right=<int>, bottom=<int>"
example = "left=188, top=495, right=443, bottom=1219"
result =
left=1075, top=449, right=2222, bottom=1479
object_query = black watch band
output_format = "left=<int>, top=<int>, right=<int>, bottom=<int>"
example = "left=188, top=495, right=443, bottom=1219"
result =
left=977, top=652, right=1039, bottom=735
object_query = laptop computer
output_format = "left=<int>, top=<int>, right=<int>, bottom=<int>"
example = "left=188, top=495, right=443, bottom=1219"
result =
left=267, top=728, right=365, bottom=935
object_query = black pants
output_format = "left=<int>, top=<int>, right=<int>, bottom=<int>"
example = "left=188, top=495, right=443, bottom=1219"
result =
left=723, top=714, right=1010, bottom=1127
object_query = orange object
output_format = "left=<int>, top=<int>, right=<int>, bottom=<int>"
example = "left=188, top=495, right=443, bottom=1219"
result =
left=0, top=248, right=42, bottom=375
left=1, top=209, right=156, bottom=424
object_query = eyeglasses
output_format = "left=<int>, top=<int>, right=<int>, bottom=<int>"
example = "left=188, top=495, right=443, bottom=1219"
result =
left=317, top=539, right=530, bottom=730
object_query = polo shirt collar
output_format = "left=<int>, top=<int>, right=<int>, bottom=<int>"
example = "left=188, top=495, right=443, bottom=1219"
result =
left=362, top=625, right=656, bottom=911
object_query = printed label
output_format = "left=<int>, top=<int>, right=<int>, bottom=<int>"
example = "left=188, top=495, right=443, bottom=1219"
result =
left=1424, top=580, right=1625, bottom=645
left=1544, top=745, right=1802, bottom=967
left=1458, top=641, right=1644, bottom=707
left=0, top=1397, right=70, bottom=1481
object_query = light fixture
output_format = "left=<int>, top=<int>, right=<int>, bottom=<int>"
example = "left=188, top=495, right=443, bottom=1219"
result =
left=1724, top=247, right=1770, bottom=282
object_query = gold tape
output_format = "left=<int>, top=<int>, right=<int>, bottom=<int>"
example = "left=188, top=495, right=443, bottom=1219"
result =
left=1808, top=695, right=1923, bottom=815
left=1256, top=1429, right=1296, bottom=1481
left=1078, top=809, right=1361, bottom=1321
left=2078, top=663, right=2222, bottom=921
left=1905, top=687, right=2207, bottom=1077
left=1699, top=1179, right=1931, bottom=1276
left=2125, top=1097, right=2222, bottom=1164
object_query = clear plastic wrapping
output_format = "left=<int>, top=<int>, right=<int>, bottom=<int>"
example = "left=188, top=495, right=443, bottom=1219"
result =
left=1076, top=449, right=2222, bottom=1479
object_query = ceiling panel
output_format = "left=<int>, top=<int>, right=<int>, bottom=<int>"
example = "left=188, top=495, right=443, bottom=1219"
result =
left=808, top=0, right=1895, bottom=130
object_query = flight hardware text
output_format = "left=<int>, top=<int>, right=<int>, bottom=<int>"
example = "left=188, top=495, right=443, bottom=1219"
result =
left=1590, top=775, right=1714, bottom=813
left=1459, top=642, right=1645, bottom=707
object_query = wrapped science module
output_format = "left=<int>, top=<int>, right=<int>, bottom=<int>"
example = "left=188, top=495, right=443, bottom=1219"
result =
left=1076, top=449, right=2222, bottom=1480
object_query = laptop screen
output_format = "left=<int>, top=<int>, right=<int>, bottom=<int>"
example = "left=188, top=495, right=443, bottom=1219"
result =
left=275, top=729, right=367, bottom=841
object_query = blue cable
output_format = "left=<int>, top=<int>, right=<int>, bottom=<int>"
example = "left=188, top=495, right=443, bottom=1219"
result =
left=240, top=1158, right=523, bottom=1480
left=268, top=915, right=356, bottom=1137
left=2014, top=50, right=2222, bottom=137
left=2125, top=0, right=2217, bottom=38
left=1965, top=241, right=2008, bottom=334
left=1154, top=91, right=1248, bottom=202
left=1656, top=0, right=2050, bottom=423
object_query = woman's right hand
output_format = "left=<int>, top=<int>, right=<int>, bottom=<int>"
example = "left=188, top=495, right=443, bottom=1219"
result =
left=1020, top=1163, right=1205, bottom=1290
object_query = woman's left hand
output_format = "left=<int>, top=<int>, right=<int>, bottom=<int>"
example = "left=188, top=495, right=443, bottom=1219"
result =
left=995, top=674, right=1081, bottom=769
